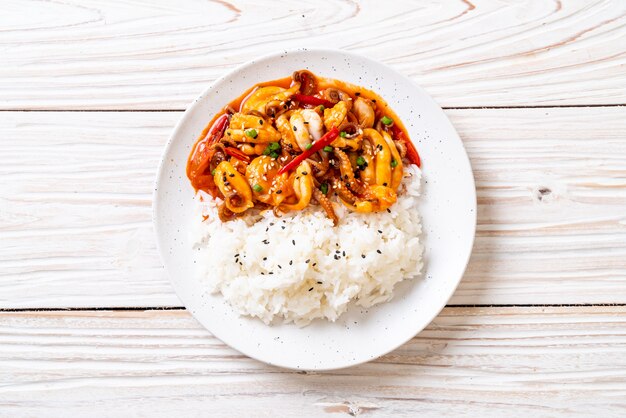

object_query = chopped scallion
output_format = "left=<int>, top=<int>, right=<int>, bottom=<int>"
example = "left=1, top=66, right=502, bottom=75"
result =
left=320, top=183, right=329, bottom=195
left=340, top=131, right=347, bottom=138
left=305, top=143, right=313, bottom=150
left=391, top=159, right=398, bottom=168
left=211, top=169, right=216, bottom=176
left=381, top=116, right=393, bottom=125
left=253, top=184, right=263, bottom=192
left=269, top=151, right=279, bottom=159
left=269, top=142, right=281, bottom=151
left=245, top=129, right=258, bottom=138
left=323, top=145, right=333, bottom=152
left=356, top=156, right=366, bottom=167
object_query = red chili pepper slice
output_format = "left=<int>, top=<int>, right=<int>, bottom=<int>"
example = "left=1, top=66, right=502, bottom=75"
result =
left=187, top=114, right=230, bottom=194
left=292, top=94, right=335, bottom=108
left=391, top=125, right=421, bottom=167
left=224, top=147, right=251, bottom=163
left=278, top=127, right=340, bottom=175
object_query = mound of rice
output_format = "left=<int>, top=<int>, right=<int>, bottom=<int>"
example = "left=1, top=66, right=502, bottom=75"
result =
left=192, top=165, right=423, bottom=326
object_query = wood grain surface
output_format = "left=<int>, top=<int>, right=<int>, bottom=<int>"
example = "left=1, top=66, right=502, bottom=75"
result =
left=2, top=0, right=626, bottom=413
left=0, top=307, right=625, bottom=417
left=1, top=0, right=626, bottom=110
left=1, top=108, right=624, bottom=307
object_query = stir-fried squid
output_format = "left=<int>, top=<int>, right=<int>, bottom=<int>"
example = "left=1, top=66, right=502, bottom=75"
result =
left=186, top=71, right=421, bottom=225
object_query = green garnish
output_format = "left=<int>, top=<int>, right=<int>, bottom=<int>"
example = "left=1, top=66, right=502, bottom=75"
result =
left=211, top=169, right=216, bottom=175
left=270, top=151, right=279, bottom=159
left=319, top=105, right=325, bottom=112
left=391, top=159, right=398, bottom=168
left=356, top=156, right=366, bottom=167
left=320, top=183, right=329, bottom=195
left=262, top=147, right=271, bottom=156
left=253, top=184, right=263, bottom=193
left=323, top=146, right=333, bottom=152
left=305, top=143, right=313, bottom=150
left=340, top=131, right=347, bottom=138
left=245, top=129, right=258, bottom=138
left=268, top=142, right=281, bottom=151
left=381, top=116, right=393, bottom=126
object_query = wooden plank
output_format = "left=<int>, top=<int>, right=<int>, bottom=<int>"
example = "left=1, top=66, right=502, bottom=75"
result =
left=1, top=0, right=626, bottom=110
left=0, top=307, right=625, bottom=416
left=0, top=108, right=624, bottom=308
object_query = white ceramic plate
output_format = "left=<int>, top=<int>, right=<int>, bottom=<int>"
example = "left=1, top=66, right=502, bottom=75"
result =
left=154, top=49, right=476, bottom=370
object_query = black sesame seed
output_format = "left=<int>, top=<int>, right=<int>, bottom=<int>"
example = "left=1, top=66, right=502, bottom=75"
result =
left=276, top=190, right=282, bottom=194
left=383, top=182, right=388, bottom=186
left=355, top=92, right=361, bottom=96
left=292, top=240, right=295, bottom=246
left=301, top=171, right=308, bottom=175
left=259, top=119, right=263, bottom=125
left=305, top=259, right=310, bottom=264
left=281, top=226, right=285, bottom=230
left=387, top=208, right=391, bottom=213
left=278, top=265, right=282, bottom=269
left=317, top=281, right=322, bottom=284
left=377, top=249, right=382, bottom=254
left=361, top=254, right=366, bottom=258
left=312, top=263, right=317, bottom=267
left=261, top=272, right=265, bottom=275
left=293, top=126, right=297, bottom=131
left=289, top=260, right=293, bottom=265
left=229, top=173, right=235, bottom=177
left=263, top=257, right=267, bottom=261
left=234, top=253, right=239, bottom=257
left=342, top=251, right=346, bottom=257
left=377, top=230, right=382, bottom=234
left=269, top=272, right=274, bottom=275
left=308, top=287, right=313, bottom=291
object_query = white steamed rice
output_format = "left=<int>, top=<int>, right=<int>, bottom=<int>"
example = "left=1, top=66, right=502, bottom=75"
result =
left=192, top=165, right=423, bottom=326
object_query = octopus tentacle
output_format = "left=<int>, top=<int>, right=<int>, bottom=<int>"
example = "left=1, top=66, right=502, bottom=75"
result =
left=334, top=148, right=368, bottom=196
left=313, top=188, right=338, bottom=226
left=330, top=176, right=358, bottom=205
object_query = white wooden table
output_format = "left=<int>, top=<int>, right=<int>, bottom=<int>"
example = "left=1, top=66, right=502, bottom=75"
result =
left=2, top=1, right=626, bottom=416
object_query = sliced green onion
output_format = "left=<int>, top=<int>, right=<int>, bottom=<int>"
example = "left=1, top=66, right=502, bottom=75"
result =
left=305, top=143, right=313, bottom=150
left=269, top=142, right=281, bottom=151
left=253, top=184, right=263, bottom=192
left=211, top=169, right=216, bottom=176
left=381, top=116, right=393, bottom=126
left=262, top=147, right=271, bottom=156
left=340, top=131, right=347, bottom=138
left=319, top=105, right=325, bottom=112
left=270, top=151, right=279, bottom=159
left=391, top=159, right=398, bottom=168
left=323, top=146, right=333, bottom=152
left=320, top=183, right=329, bottom=195
left=245, top=129, right=258, bottom=138
left=356, top=156, right=366, bottom=167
